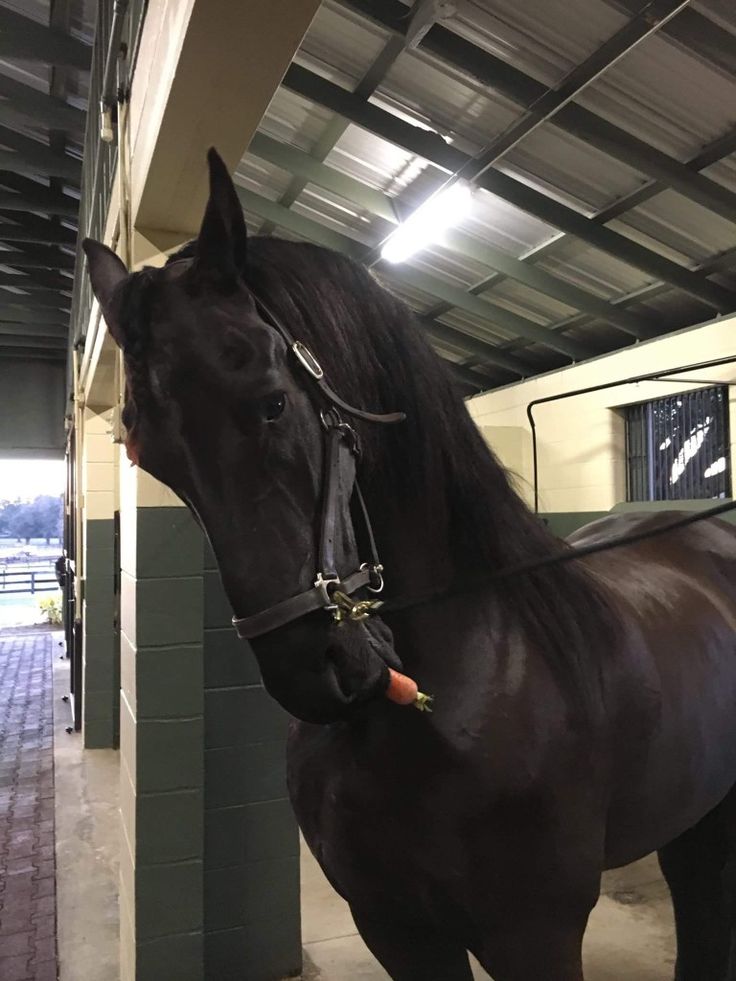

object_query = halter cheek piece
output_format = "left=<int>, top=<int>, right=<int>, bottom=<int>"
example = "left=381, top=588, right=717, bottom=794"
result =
left=231, top=297, right=405, bottom=641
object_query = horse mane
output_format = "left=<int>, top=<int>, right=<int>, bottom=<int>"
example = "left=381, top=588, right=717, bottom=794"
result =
left=124, top=236, right=619, bottom=713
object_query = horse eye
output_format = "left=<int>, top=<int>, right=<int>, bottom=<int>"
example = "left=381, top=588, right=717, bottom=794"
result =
left=262, top=392, right=286, bottom=422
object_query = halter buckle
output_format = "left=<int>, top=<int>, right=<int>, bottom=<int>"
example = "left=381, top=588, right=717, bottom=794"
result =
left=293, top=341, right=324, bottom=380
left=314, top=572, right=340, bottom=607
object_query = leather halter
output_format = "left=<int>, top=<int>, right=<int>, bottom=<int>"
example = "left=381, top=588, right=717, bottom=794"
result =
left=231, top=297, right=405, bottom=641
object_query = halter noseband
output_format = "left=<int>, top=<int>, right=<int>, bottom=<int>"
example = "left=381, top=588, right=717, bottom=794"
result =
left=231, top=297, right=405, bottom=641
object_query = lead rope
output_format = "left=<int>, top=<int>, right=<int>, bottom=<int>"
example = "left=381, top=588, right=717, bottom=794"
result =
left=382, top=497, right=736, bottom=616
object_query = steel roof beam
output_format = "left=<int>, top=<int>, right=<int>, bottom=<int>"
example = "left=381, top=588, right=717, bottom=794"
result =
left=0, top=245, right=75, bottom=270
left=0, top=286, right=72, bottom=306
left=248, top=133, right=657, bottom=340
left=446, top=360, right=505, bottom=391
left=0, top=321, right=67, bottom=339
left=0, top=306, right=69, bottom=324
left=499, top=245, right=736, bottom=360
left=476, top=124, right=736, bottom=301
left=0, top=335, right=67, bottom=352
left=237, top=184, right=584, bottom=367
left=0, top=346, right=65, bottom=361
left=601, top=0, right=736, bottom=76
left=0, top=126, right=81, bottom=183
left=0, top=271, right=73, bottom=291
left=0, top=188, right=78, bottom=218
left=338, top=0, right=736, bottom=224
left=257, top=34, right=405, bottom=236
left=0, top=6, right=91, bottom=70
left=381, top=264, right=594, bottom=360
left=283, top=64, right=736, bottom=313
left=247, top=132, right=399, bottom=223
left=0, top=214, right=76, bottom=246
left=0, top=72, right=86, bottom=133
left=0, top=291, right=72, bottom=311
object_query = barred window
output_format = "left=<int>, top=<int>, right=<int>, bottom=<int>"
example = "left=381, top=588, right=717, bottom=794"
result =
left=625, top=386, right=731, bottom=502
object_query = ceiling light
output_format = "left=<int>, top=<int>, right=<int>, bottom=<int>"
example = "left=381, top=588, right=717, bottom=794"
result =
left=380, top=182, right=472, bottom=264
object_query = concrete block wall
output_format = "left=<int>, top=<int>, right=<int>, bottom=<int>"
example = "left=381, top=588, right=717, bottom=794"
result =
left=117, top=460, right=301, bottom=980
left=82, top=408, right=119, bottom=748
left=118, top=464, right=206, bottom=981
left=202, top=543, right=301, bottom=981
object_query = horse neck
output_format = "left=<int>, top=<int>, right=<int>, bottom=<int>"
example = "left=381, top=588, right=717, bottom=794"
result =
left=358, top=417, right=564, bottom=614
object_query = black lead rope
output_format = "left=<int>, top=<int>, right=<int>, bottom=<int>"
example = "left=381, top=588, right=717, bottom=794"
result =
left=381, top=498, right=736, bottom=616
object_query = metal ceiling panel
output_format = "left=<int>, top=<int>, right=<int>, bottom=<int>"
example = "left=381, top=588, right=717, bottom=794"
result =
left=534, top=241, right=655, bottom=297
left=236, top=0, right=736, bottom=387
left=291, top=182, right=375, bottom=246
left=459, top=189, right=557, bottom=258
left=403, top=244, right=496, bottom=290
left=482, top=278, right=578, bottom=323
left=445, top=0, right=628, bottom=87
left=617, top=190, right=736, bottom=264
left=259, top=86, right=337, bottom=153
left=298, top=1, right=390, bottom=88
left=577, top=32, right=736, bottom=158
left=236, top=154, right=297, bottom=203
left=499, top=125, right=647, bottom=213
left=377, top=47, right=519, bottom=153
left=326, top=123, right=433, bottom=196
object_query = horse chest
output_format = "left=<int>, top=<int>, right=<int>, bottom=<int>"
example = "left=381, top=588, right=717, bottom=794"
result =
left=287, top=719, right=474, bottom=915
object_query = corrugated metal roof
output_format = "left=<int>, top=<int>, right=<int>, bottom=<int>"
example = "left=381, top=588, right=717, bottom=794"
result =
left=241, top=0, right=736, bottom=392
left=0, top=0, right=93, bottom=363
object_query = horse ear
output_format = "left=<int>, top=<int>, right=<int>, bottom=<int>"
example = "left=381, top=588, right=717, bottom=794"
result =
left=194, top=147, right=247, bottom=284
left=82, top=239, right=128, bottom=347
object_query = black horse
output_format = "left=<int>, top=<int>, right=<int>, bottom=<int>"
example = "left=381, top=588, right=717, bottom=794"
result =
left=84, top=150, right=736, bottom=980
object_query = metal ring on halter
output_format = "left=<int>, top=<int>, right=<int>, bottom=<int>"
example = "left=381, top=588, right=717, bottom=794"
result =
left=361, top=563, right=384, bottom=594
left=320, top=407, right=343, bottom=431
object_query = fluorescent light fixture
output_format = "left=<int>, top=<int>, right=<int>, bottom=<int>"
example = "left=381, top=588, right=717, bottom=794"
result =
left=381, top=182, right=472, bottom=264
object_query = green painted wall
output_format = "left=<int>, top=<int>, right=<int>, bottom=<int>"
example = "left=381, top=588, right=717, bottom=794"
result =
left=84, top=517, right=118, bottom=747
left=202, top=543, right=301, bottom=981
left=119, top=506, right=205, bottom=981
left=540, top=512, right=608, bottom=538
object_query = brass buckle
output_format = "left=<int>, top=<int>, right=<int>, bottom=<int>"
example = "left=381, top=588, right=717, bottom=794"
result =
left=330, top=590, right=384, bottom=624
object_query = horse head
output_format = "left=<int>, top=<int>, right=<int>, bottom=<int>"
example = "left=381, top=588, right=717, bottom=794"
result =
left=82, top=149, right=401, bottom=724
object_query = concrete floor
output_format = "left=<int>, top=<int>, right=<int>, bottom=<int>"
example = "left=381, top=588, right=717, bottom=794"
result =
left=51, top=660, right=677, bottom=980
left=52, top=640, right=119, bottom=981
left=300, top=845, right=676, bottom=980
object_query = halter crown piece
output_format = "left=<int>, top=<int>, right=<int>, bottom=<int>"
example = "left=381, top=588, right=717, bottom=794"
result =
left=231, top=296, right=405, bottom=641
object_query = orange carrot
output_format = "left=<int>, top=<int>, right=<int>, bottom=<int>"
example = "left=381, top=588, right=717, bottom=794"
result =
left=385, top=669, right=434, bottom=712
left=386, top=668, right=418, bottom=705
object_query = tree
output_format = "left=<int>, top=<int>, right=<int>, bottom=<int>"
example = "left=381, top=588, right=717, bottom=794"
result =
left=2, top=495, right=63, bottom=544
left=32, top=496, right=63, bottom=544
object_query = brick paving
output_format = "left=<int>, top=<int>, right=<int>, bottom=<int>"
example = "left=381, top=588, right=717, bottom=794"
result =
left=0, top=629, right=58, bottom=981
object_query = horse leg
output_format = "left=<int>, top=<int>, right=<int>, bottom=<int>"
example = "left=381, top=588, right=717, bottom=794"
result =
left=657, top=807, right=730, bottom=981
left=350, top=907, right=474, bottom=981
left=471, top=914, right=587, bottom=981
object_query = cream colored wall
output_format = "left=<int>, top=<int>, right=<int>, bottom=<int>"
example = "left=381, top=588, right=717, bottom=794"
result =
left=467, top=314, right=736, bottom=512
left=82, top=407, right=118, bottom=522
